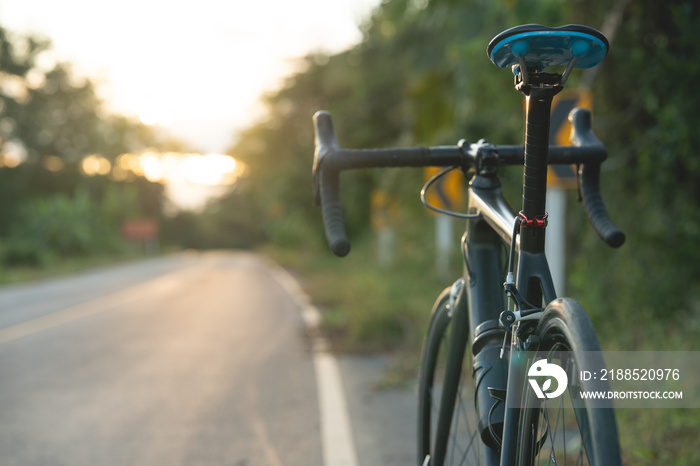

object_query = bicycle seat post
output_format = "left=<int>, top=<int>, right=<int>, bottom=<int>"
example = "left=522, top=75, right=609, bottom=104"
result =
left=517, top=73, right=562, bottom=255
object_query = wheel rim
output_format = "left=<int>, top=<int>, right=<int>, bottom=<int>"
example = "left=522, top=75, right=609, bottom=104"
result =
left=522, top=329, right=595, bottom=465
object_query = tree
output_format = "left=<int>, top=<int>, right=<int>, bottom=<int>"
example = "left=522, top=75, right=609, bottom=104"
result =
left=0, top=24, right=182, bottom=264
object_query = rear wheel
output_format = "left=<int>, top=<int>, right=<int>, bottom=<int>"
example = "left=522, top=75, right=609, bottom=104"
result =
left=516, top=298, right=622, bottom=465
left=417, top=288, right=499, bottom=466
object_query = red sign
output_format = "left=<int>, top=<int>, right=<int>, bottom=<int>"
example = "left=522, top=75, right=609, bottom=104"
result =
left=121, top=220, right=159, bottom=241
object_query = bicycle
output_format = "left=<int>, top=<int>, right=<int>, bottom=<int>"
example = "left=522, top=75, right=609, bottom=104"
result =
left=312, top=24, right=624, bottom=465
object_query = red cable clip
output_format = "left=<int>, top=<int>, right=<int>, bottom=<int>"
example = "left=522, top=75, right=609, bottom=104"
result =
left=518, top=211, right=548, bottom=228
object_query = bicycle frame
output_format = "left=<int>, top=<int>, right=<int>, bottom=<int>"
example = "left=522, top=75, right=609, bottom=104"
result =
left=428, top=163, right=557, bottom=464
left=432, top=85, right=567, bottom=466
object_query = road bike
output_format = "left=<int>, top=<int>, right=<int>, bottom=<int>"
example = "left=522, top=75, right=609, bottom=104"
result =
left=312, top=24, right=624, bottom=465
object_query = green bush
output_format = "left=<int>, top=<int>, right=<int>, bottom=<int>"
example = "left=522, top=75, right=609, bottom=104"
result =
left=1, top=186, right=134, bottom=266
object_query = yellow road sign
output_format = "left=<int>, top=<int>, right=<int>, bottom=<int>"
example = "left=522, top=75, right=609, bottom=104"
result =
left=548, top=88, right=592, bottom=189
left=424, top=167, right=463, bottom=213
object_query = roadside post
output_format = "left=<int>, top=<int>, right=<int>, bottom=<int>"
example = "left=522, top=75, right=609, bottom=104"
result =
left=371, top=189, right=397, bottom=268
left=546, top=88, right=592, bottom=296
left=424, top=167, right=463, bottom=280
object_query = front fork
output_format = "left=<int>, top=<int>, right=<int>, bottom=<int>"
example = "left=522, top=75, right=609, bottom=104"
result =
left=498, top=228, right=556, bottom=464
left=498, top=321, right=536, bottom=465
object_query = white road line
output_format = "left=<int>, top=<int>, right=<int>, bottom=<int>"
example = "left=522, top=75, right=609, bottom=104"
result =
left=314, top=351, right=360, bottom=466
left=265, top=259, right=360, bottom=466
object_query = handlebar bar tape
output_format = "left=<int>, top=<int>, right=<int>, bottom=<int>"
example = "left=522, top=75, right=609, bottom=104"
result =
left=579, top=163, right=626, bottom=248
left=313, top=111, right=351, bottom=257
left=312, top=111, right=464, bottom=256
left=319, top=167, right=351, bottom=256
left=570, top=108, right=626, bottom=248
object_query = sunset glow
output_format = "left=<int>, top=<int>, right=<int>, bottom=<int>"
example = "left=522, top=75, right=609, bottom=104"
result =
left=84, top=152, right=243, bottom=185
left=0, top=0, right=380, bottom=153
left=80, top=151, right=246, bottom=210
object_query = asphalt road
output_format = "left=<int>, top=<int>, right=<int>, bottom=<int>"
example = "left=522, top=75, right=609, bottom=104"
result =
left=0, top=251, right=416, bottom=466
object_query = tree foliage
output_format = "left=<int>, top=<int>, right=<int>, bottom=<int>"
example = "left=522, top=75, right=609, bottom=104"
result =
left=0, top=25, right=172, bottom=264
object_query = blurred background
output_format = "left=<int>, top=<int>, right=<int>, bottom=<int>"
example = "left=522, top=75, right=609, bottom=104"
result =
left=0, top=0, right=698, bottom=462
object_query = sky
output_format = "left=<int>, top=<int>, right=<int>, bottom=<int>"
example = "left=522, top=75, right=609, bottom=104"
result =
left=0, top=0, right=380, bottom=153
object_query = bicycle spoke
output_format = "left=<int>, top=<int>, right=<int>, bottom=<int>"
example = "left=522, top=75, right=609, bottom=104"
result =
left=543, top=402, right=557, bottom=465
left=456, top=390, right=479, bottom=464
left=425, top=342, right=484, bottom=466
left=445, top=381, right=480, bottom=465
left=550, top=393, right=564, bottom=462
left=557, top=395, right=566, bottom=463
left=576, top=443, right=584, bottom=466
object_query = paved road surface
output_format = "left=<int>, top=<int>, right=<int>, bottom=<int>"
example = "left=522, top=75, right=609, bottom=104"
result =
left=0, top=251, right=416, bottom=466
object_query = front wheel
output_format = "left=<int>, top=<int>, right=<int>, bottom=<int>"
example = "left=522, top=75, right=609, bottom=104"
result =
left=516, top=298, right=622, bottom=465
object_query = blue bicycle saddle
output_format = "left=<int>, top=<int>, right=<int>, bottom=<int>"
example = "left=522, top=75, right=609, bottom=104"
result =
left=488, top=24, right=609, bottom=70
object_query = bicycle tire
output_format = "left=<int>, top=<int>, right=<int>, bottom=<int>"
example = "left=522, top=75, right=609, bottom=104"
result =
left=516, top=298, right=622, bottom=465
left=417, top=288, right=499, bottom=466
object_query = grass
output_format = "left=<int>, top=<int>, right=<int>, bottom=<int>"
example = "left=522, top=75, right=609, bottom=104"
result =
left=617, top=408, right=700, bottom=465
left=0, top=247, right=159, bottom=285
left=264, top=234, right=700, bottom=465
left=264, top=232, right=455, bottom=356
